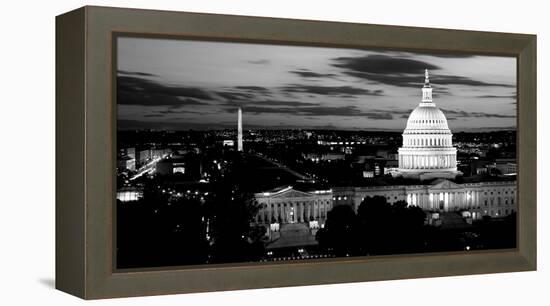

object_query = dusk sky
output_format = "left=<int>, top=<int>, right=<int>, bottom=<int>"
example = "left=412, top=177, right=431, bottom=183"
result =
left=117, top=36, right=517, bottom=132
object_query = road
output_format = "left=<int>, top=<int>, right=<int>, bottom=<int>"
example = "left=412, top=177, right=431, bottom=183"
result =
left=129, top=154, right=169, bottom=181
left=254, top=154, right=312, bottom=181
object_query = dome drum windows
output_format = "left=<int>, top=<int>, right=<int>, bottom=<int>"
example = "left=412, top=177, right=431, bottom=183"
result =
left=406, top=136, right=450, bottom=148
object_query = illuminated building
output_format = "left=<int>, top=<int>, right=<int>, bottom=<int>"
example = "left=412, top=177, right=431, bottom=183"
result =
left=137, top=149, right=151, bottom=167
left=116, top=187, right=143, bottom=202
left=332, top=179, right=516, bottom=220
left=395, top=70, right=461, bottom=180
left=117, top=155, right=135, bottom=172
left=155, top=155, right=200, bottom=179
left=251, top=178, right=516, bottom=249
left=493, top=158, right=517, bottom=176
left=253, top=186, right=332, bottom=247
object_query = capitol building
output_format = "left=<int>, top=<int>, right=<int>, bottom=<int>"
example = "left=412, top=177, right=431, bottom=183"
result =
left=252, top=70, right=516, bottom=247
left=395, top=70, right=461, bottom=180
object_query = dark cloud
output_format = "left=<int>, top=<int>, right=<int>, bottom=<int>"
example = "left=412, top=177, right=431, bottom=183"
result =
left=282, top=84, right=383, bottom=96
left=343, top=71, right=514, bottom=89
left=365, top=113, right=393, bottom=120
left=364, top=108, right=413, bottom=120
left=343, top=72, right=424, bottom=88
left=434, top=75, right=515, bottom=87
left=476, top=94, right=517, bottom=99
left=234, top=86, right=271, bottom=94
left=333, top=54, right=440, bottom=75
left=118, top=91, right=208, bottom=107
left=388, top=108, right=417, bottom=116
left=248, top=59, right=270, bottom=65
left=241, top=106, right=303, bottom=115
left=117, top=75, right=213, bottom=107
left=219, top=97, right=318, bottom=108
left=133, top=107, right=210, bottom=120
left=157, top=108, right=206, bottom=115
left=215, top=86, right=276, bottom=103
left=332, top=54, right=514, bottom=88
left=215, top=91, right=255, bottom=101
left=366, top=49, right=476, bottom=59
left=118, top=119, right=235, bottom=131
left=242, top=105, right=395, bottom=120
left=118, top=70, right=157, bottom=77
left=422, top=53, right=476, bottom=58
left=289, top=69, right=337, bottom=78
left=300, top=106, right=366, bottom=117
left=243, top=105, right=362, bottom=116
left=252, top=100, right=318, bottom=107
left=441, top=109, right=515, bottom=119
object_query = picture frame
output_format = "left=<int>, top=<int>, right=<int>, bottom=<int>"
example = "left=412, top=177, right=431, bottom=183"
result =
left=56, top=6, right=536, bottom=299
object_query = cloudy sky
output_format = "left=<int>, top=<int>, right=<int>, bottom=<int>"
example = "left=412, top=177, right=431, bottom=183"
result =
left=117, top=36, right=516, bottom=132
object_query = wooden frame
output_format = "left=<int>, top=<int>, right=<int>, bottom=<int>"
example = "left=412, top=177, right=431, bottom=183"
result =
left=56, top=6, right=536, bottom=299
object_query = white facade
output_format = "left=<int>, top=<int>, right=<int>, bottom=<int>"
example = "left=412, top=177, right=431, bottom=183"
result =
left=254, top=187, right=333, bottom=225
left=332, top=179, right=516, bottom=219
left=396, top=70, right=460, bottom=180
left=253, top=187, right=333, bottom=245
left=252, top=179, right=516, bottom=235
left=116, top=187, right=143, bottom=202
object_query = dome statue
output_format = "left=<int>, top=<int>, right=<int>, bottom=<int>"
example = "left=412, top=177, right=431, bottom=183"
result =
left=393, top=69, right=462, bottom=180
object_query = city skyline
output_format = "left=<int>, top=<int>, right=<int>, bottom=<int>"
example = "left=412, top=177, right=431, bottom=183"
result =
left=117, top=37, right=517, bottom=132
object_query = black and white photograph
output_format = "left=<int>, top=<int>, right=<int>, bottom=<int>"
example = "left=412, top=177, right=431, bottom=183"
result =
left=115, top=36, right=517, bottom=269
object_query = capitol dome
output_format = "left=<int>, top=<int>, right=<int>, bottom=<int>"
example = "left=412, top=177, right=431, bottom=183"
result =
left=395, top=70, right=460, bottom=180
left=405, top=105, right=449, bottom=130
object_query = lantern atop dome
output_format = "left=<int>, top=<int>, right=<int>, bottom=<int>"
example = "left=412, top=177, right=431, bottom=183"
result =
left=424, top=69, right=431, bottom=88
left=421, top=69, right=433, bottom=104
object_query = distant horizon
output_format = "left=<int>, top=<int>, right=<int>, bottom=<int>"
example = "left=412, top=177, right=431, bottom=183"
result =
left=117, top=125, right=517, bottom=133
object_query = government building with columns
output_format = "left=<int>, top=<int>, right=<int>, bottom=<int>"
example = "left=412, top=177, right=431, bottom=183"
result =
left=254, top=186, right=333, bottom=249
left=332, top=179, right=516, bottom=222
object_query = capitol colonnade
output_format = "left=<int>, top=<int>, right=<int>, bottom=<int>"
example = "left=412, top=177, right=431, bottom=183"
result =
left=254, top=187, right=333, bottom=225
left=398, top=154, right=457, bottom=170
left=332, top=180, right=517, bottom=218
left=254, top=179, right=517, bottom=233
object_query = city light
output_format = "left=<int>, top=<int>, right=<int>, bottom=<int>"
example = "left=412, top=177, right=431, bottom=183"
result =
left=115, top=75, right=517, bottom=268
